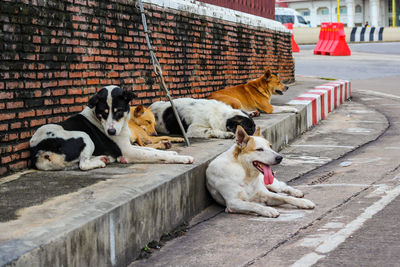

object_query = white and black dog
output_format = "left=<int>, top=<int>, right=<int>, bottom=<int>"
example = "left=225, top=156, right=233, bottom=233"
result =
left=30, top=85, right=194, bottom=171
left=150, top=98, right=256, bottom=139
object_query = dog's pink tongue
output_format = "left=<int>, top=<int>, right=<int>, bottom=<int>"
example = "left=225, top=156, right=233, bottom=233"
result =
left=262, top=164, right=274, bottom=185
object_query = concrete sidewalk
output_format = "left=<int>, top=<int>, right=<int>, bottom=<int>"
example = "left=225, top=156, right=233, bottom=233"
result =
left=0, top=76, right=349, bottom=267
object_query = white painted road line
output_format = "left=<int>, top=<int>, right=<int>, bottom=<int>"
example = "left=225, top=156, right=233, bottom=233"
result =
left=290, top=144, right=355, bottom=149
left=291, top=184, right=400, bottom=267
left=357, top=89, right=400, bottom=100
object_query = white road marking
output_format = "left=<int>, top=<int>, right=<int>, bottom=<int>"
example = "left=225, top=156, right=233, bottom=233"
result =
left=357, top=89, right=400, bottom=100
left=291, top=253, right=324, bottom=267
left=384, top=146, right=400, bottom=150
left=291, top=184, right=400, bottom=267
left=282, top=155, right=331, bottom=166
left=296, top=183, right=373, bottom=188
left=346, top=127, right=372, bottom=133
left=290, top=144, right=354, bottom=149
left=322, top=222, right=345, bottom=229
left=326, top=119, right=386, bottom=124
left=347, top=157, right=382, bottom=164
left=109, top=213, right=116, bottom=266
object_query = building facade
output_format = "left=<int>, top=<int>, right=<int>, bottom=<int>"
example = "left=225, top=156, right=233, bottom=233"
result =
left=279, top=0, right=400, bottom=27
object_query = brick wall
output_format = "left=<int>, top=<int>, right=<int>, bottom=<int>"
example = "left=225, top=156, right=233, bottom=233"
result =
left=0, top=0, right=294, bottom=176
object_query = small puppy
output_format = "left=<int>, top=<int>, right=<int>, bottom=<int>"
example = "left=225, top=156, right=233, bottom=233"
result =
left=128, top=105, right=184, bottom=149
left=206, top=126, right=315, bottom=217
left=208, top=68, right=298, bottom=115
left=30, top=85, right=193, bottom=171
left=150, top=98, right=256, bottom=139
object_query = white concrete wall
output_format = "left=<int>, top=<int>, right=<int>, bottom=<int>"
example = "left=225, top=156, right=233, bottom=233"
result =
left=287, top=0, right=389, bottom=27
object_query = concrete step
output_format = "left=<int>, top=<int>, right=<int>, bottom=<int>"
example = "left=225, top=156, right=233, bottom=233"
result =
left=0, top=77, right=349, bottom=267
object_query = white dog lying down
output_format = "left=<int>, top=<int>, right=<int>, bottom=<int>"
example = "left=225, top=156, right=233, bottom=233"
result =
left=206, top=126, right=315, bottom=217
left=150, top=98, right=256, bottom=139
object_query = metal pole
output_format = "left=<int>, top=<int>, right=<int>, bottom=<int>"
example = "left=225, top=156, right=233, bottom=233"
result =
left=393, top=0, right=396, bottom=27
left=137, top=0, right=190, bottom=146
left=337, top=0, right=340, bottom=22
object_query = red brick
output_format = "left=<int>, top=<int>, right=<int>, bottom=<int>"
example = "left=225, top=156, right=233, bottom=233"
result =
left=88, top=33, right=99, bottom=39
left=87, top=79, right=99, bottom=85
left=52, top=89, right=66, bottom=96
left=21, top=151, right=30, bottom=159
left=0, top=92, right=13, bottom=99
left=47, top=116, right=63, bottom=123
left=10, top=122, right=21, bottom=129
left=9, top=161, right=28, bottom=171
left=75, top=96, right=88, bottom=103
left=58, top=80, right=73, bottom=87
left=13, top=142, right=29, bottom=152
left=69, top=105, right=84, bottom=112
left=0, top=113, right=16, bottom=121
left=42, top=81, right=58, bottom=88
left=30, top=118, right=46, bottom=127
left=0, top=123, right=8, bottom=131
left=20, top=131, right=33, bottom=139
left=36, top=109, right=52, bottom=116
left=18, top=110, right=35, bottom=119
left=1, top=156, right=12, bottom=164
left=60, top=98, right=74, bottom=105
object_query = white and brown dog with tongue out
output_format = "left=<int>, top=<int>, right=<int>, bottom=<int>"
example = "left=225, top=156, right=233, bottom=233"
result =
left=206, top=126, right=315, bottom=217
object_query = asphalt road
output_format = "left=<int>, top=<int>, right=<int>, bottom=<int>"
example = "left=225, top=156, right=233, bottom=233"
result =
left=295, top=42, right=400, bottom=80
left=285, top=42, right=400, bottom=267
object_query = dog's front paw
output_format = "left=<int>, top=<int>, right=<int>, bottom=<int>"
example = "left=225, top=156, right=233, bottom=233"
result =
left=249, top=110, right=260, bottom=117
left=289, top=188, right=304, bottom=198
left=171, top=137, right=185, bottom=143
left=224, top=132, right=235, bottom=139
left=290, top=107, right=299, bottom=113
left=260, top=207, right=280, bottom=218
left=117, top=156, right=128, bottom=164
left=298, top=199, right=315, bottom=209
left=178, top=155, right=194, bottom=164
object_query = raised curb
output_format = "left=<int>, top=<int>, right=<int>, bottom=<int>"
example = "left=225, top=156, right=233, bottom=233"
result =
left=0, top=79, right=351, bottom=267
left=289, top=79, right=351, bottom=129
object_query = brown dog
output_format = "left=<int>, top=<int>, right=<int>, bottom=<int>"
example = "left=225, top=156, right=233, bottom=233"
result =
left=128, top=105, right=184, bottom=150
left=208, top=69, right=298, bottom=116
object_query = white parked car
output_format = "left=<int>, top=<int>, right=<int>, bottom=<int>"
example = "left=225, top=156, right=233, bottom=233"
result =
left=275, top=7, right=310, bottom=27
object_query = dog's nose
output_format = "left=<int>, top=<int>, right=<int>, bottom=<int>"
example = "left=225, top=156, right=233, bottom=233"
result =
left=275, top=155, right=283, bottom=163
left=107, top=128, right=116, bottom=135
left=285, top=86, right=289, bottom=91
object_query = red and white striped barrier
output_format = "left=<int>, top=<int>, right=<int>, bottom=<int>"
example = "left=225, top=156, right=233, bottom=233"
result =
left=288, top=80, right=351, bottom=128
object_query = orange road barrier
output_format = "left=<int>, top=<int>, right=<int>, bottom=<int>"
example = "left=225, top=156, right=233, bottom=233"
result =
left=314, top=22, right=351, bottom=56
left=283, top=23, right=299, bottom=53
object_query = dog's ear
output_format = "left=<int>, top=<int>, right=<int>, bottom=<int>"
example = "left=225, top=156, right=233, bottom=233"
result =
left=254, top=127, right=262, bottom=137
left=133, top=105, right=145, bottom=117
left=88, top=94, right=99, bottom=108
left=123, top=89, right=136, bottom=103
left=236, top=126, right=250, bottom=148
left=264, top=68, right=272, bottom=80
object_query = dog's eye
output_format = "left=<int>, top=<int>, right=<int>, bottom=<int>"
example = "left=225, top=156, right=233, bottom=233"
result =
left=105, top=109, right=109, bottom=114
left=256, top=148, right=264, bottom=152
left=270, top=144, right=272, bottom=148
